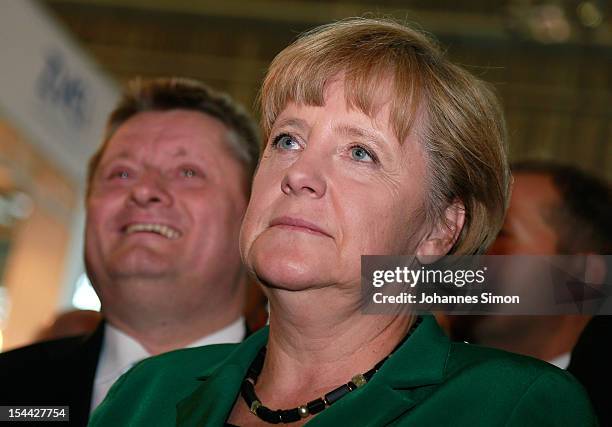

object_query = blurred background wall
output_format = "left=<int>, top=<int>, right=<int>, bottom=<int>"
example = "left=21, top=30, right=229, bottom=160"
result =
left=42, top=0, right=611, bottom=177
left=0, top=0, right=609, bottom=351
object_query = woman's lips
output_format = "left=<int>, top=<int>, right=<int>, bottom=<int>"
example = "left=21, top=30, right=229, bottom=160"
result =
left=269, top=216, right=332, bottom=238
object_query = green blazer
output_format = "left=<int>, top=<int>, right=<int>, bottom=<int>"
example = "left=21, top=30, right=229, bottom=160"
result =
left=89, top=316, right=596, bottom=426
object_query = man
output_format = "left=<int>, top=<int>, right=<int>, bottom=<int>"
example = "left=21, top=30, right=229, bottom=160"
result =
left=0, top=77, right=260, bottom=426
left=448, top=161, right=611, bottom=424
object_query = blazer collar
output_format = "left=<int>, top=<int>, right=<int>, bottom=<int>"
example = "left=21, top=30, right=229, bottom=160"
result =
left=176, top=328, right=268, bottom=427
left=374, top=314, right=449, bottom=388
left=177, top=315, right=449, bottom=426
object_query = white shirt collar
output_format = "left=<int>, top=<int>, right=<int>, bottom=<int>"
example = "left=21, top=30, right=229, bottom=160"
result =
left=91, top=317, right=245, bottom=410
left=186, top=317, right=246, bottom=348
left=548, top=352, right=572, bottom=370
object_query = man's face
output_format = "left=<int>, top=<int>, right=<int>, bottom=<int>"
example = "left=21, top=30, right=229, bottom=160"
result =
left=450, top=173, right=562, bottom=344
left=488, top=173, right=560, bottom=255
left=85, top=110, right=248, bottom=312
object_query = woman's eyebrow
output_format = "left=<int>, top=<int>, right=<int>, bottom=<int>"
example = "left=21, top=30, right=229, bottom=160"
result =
left=273, top=117, right=308, bottom=132
left=335, top=124, right=387, bottom=149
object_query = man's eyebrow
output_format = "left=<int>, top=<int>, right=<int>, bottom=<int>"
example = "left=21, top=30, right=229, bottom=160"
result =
left=101, top=150, right=132, bottom=164
left=335, top=124, right=387, bottom=149
left=172, top=147, right=188, bottom=157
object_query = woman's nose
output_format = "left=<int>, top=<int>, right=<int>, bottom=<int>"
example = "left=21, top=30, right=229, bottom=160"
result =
left=280, top=153, right=327, bottom=199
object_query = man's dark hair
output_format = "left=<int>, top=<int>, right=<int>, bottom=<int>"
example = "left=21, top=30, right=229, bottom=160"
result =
left=87, top=77, right=260, bottom=196
left=512, top=160, right=611, bottom=254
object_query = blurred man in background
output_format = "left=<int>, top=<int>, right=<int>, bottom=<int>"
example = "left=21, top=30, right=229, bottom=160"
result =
left=448, top=161, right=611, bottom=424
left=0, top=77, right=261, bottom=426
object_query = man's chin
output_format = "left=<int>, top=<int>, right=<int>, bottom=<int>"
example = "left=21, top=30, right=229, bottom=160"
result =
left=107, top=255, right=176, bottom=280
left=108, top=267, right=175, bottom=282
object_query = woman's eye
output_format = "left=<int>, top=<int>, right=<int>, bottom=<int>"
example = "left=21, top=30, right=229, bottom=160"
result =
left=350, top=146, right=375, bottom=163
left=272, top=134, right=300, bottom=151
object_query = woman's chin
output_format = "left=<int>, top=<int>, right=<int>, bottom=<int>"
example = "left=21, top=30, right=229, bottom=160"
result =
left=249, top=248, right=334, bottom=291
left=253, top=262, right=317, bottom=291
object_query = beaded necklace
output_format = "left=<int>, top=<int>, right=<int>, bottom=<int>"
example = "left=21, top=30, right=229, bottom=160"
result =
left=240, top=316, right=422, bottom=424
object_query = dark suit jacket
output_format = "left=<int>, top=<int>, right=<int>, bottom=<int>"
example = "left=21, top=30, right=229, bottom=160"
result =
left=0, top=323, right=104, bottom=427
left=90, top=316, right=596, bottom=426
left=568, top=316, right=612, bottom=427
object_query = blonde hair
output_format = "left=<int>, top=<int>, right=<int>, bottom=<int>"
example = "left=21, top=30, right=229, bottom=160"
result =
left=260, top=18, right=510, bottom=254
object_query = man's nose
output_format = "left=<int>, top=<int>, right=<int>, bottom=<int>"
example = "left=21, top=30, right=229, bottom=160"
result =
left=129, top=171, right=173, bottom=207
left=280, top=150, right=327, bottom=199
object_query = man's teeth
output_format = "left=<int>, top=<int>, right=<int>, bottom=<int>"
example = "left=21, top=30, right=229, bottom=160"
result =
left=125, top=223, right=180, bottom=239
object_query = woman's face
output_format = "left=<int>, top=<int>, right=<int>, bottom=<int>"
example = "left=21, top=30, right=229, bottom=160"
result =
left=240, top=79, right=431, bottom=291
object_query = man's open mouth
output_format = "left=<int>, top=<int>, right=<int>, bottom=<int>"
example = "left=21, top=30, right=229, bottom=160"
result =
left=124, top=223, right=181, bottom=240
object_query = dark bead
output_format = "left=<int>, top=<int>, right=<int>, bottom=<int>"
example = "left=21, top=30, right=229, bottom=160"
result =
left=256, top=406, right=281, bottom=424
left=241, top=380, right=258, bottom=405
left=324, top=384, right=351, bottom=405
left=307, top=398, right=326, bottom=414
left=279, top=408, right=301, bottom=423
left=247, top=348, right=266, bottom=379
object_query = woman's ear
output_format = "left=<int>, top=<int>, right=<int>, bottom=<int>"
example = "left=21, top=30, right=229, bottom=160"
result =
left=416, top=200, right=465, bottom=264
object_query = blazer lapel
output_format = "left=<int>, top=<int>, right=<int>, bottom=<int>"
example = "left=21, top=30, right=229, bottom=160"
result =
left=306, top=315, right=450, bottom=426
left=304, top=383, right=416, bottom=427
left=176, top=328, right=269, bottom=427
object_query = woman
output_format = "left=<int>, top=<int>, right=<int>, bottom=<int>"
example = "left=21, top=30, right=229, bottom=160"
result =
left=90, top=18, right=595, bottom=426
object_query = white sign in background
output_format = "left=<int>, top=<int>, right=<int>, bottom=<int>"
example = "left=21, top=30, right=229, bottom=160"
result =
left=0, top=0, right=119, bottom=184
left=0, top=1, right=120, bottom=316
